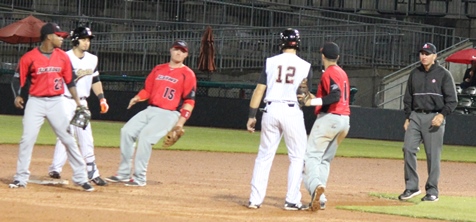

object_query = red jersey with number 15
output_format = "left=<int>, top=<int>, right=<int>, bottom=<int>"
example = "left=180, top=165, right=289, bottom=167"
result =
left=137, top=63, right=197, bottom=111
left=18, top=48, right=73, bottom=97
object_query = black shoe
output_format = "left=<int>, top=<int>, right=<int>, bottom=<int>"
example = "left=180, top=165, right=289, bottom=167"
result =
left=9, top=180, right=26, bottom=188
left=49, top=171, right=61, bottom=179
left=421, top=194, right=439, bottom=202
left=284, top=201, right=309, bottom=211
left=91, top=177, right=107, bottom=186
left=80, top=182, right=94, bottom=192
left=247, top=201, right=261, bottom=209
left=398, top=189, right=421, bottom=200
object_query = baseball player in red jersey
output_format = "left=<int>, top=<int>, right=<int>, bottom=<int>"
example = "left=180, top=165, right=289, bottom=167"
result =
left=246, top=28, right=311, bottom=211
left=48, top=26, right=108, bottom=186
left=301, top=42, right=350, bottom=211
left=9, top=23, right=94, bottom=191
left=105, top=40, right=197, bottom=186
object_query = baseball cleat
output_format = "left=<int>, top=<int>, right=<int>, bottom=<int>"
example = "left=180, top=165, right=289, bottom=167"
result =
left=247, top=202, right=261, bottom=209
left=311, top=185, right=325, bottom=211
left=283, top=201, right=309, bottom=211
left=79, top=182, right=94, bottom=192
left=421, top=194, right=439, bottom=202
left=49, top=171, right=61, bottom=179
left=91, top=177, right=107, bottom=186
left=398, top=189, right=421, bottom=200
left=124, top=180, right=146, bottom=187
left=320, top=201, right=326, bottom=210
left=9, top=180, right=26, bottom=188
left=104, top=175, right=130, bottom=183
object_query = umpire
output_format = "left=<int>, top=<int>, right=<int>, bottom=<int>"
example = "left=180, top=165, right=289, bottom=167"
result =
left=398, top=43, right=457, bottom=202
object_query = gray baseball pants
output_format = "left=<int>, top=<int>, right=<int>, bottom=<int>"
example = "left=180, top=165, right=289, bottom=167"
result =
left=116, top=106, right=179, bottom=184
left=403, top=111, right=445, bottom=196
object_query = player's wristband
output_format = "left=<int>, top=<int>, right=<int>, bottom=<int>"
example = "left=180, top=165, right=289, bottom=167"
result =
left=180, top=108, right=191, bottom=120
left=248, top=107, right=258, bottom=118
left=97, top=93, right=105, bottom=100
left=310, top=98, right=323, bottom=106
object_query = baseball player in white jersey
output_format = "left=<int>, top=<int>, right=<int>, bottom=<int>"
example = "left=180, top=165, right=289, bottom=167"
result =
left=48, top=27, right=109, bottom=186
left=246, top=28, right=311, bottom=210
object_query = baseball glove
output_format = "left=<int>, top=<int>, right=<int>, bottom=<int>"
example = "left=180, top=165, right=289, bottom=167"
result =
left=70, top=105, right=91, bottom=130
left=162, top=126, right=185, bottom=148
left=297, top=79, right=312, bottom=107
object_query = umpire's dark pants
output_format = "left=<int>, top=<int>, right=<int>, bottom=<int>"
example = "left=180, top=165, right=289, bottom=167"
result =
left=403, top=111, right=445, bottom=196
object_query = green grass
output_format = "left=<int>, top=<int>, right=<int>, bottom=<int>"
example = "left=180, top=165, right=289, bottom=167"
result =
left=1, top=114, right=475, bottom=163
left=1, top=114, right=476, bottom=221
left=339, top=193, right=476, bottom=222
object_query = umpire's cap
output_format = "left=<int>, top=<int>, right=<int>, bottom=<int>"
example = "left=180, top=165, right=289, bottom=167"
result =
left=419, top=43, right=437, bottom=54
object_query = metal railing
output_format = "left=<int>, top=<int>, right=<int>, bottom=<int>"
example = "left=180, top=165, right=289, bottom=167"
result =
left=1, top=11, right=463, bottom=76
left=374, top=39, right=473, bottom=109
left=1, top=0, right=475, bottom=25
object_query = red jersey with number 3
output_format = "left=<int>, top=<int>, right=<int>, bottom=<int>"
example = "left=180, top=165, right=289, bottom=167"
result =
left=137, top=63, right=197, bottom=111
left=315, top=65, right=350, bottom=115
left=18, top=48, right=73, bottom=97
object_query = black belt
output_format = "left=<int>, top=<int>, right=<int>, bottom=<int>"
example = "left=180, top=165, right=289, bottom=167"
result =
left=267, top=102, right=295, bottom=107
left=64, top=95, right=87, bottom=100
left=414, top=109, right=440, bottom=114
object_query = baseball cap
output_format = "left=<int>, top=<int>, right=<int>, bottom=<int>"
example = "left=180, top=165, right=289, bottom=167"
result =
left=419, top=43, right=437, bottom=54
left=171, top=40, right=188, bottom=52
left=320, top=42, right=340, bottom=59
left=40, top=23, right=69, bottom=39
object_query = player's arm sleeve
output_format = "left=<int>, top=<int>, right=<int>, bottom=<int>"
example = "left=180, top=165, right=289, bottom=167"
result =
left=440, top=70, right=458, bottom=116
left=63, top=58, right=76, bottom=88
left=92, top=75, right=100, bottom=84
left=15, top=57, right=32, bottom=98
left=321, top=77, right=341, bottom=105
left=11, top=70, right=21, bottom=98
left=182, top=72, right=197, bottom=107
left=257, top=60, right=267, bottom=85
left=92, top=59, right=100, bottom=83
left=403, top=72, right=413, bottom=119
left=136, top=68, right=156, bottom=100
left=306, top=68, right=313, bottom=91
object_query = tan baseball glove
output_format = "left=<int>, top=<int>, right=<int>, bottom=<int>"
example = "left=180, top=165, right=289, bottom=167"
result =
left=162, top=126, right=185, bottom=148
left=297, top=79, right=312, bottom=108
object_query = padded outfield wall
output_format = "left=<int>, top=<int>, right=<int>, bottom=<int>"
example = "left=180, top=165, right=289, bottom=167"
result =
left=1, top=83, right=475, bottom=147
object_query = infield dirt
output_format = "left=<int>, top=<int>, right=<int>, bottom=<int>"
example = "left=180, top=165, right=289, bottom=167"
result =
left=0, top=144, right=474, bottom=222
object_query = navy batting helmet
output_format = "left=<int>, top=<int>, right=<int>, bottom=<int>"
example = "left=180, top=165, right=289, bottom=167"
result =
left=279, top=28, right=300, bottom=51
left=71, top=27, right=94, bottom=46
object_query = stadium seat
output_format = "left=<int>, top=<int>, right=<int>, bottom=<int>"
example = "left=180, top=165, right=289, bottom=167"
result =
left=458, top=97, right=472, bottom=107
left=454, top=109, right=466, bottom=115
left=456, top=85, right=462, bottom=94
left=464, top=86, right=476, bottom=95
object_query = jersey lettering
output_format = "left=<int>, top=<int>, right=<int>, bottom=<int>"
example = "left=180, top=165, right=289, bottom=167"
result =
left=276, top=65, right=296, bottom=83
left=37, top=66, right=61, bottom=74
left=157, top=75, right=178, bottom=83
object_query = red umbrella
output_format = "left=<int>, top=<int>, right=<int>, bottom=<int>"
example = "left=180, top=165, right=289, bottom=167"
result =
left=0, top=15, right=46, bottom=44
left=445, top=48, right=476, bottom=64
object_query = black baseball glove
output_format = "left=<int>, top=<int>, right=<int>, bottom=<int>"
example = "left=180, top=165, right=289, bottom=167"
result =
left=70, top=105, right=91, bottom=130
